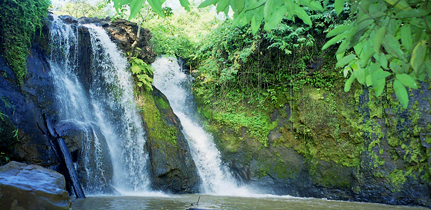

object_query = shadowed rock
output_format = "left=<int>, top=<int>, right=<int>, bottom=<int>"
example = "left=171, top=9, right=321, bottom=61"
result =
left=0, top=161, right=70, bottom=210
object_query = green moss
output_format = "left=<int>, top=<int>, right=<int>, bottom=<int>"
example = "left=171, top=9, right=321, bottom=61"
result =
left=154, top=95, right=170, bottom=110
left=140, top=92, right=177, bottom=147
left=388, top=169, right=407, bottom=191
left=0, top=0, right=50, bottom=83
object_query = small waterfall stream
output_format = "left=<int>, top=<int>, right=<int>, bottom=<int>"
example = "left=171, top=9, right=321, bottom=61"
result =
left=48, top=16, right=150, bottom=194
left=152, top=57, right=251, bottom=195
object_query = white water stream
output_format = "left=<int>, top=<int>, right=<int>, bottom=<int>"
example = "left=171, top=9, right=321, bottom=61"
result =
left=152, top=57, right=251, bottom=195
left=48, top=16, right=150, bottom=194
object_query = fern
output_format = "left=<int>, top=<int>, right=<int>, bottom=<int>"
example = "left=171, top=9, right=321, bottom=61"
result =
left=130, top=57, right=154, bottom=91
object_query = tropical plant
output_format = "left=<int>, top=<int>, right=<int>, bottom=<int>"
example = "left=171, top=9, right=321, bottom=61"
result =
left=111, top=0, right=430, bottom=108
left=0, top=0, right=50, bottom=84
left=130, top=56, right=154, bottom=92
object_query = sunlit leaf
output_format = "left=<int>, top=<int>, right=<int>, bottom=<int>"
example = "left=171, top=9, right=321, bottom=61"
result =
left=307, top=1, right=324, bottom=11
left=326, top=25, right=349, bottom=38
left=179, top=0, right=190, bottom=11
left=334, top=0, right=345, bottom=15
left=232, top=0, right=245, bottom=13
left=128, top=0, right=143, bottom=20
left=264, top=5, right=288, bottom=30
left=396, top=73, right=418, bottom=89
left=393, top=79, right=409, bottom=108
left=251, top=15, right=260, bottom=34
left=198, top=0, right=217, bottom=8
left=216, top=0, right=230, bottom=13
left=294, top=5, right=312, bottom=26
left=147, top=0, right=165, bottom=17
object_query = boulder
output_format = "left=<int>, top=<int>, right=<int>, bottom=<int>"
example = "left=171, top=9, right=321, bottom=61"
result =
left=142, top=87, right=201, bottom=193
left=0, top=161, right=70, bottom=210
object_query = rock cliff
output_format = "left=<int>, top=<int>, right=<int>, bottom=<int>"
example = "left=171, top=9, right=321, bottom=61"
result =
left=0, top=14, right=199, bottom=195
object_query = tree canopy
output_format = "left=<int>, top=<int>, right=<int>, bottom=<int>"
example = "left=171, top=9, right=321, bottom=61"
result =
left=110, top=0, right=430, bottom=108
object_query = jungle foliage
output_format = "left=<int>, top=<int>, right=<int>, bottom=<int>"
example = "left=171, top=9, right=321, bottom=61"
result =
left=0, top=0, right=50, bottom=84
left=112, top=0, right=431, bottom=108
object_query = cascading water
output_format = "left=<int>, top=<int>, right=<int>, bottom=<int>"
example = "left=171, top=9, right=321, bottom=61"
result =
left=48, top=16, right=150, bottom=194
left=152, top=57, right=251, bottom=195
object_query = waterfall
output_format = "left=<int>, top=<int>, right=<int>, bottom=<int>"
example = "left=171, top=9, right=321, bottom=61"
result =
left=152, top=57, right=251, bottom=195
left=48, top=16, right=150, bottom=194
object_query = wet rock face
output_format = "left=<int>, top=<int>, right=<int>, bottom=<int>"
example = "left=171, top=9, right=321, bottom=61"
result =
left=54, top=120, right=114, bottom=194
left=0, top=161, right=70, bottom=210
left=0, top=47, right=58, bottom=167
left=143, top=88, right=201, bottom=193
left=206, top=83, right=431, bottom=207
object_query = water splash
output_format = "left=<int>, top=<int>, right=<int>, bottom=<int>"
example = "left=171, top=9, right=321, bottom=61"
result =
left=48, top=16, right=150, bottom=194
left=152, top=56, right=252, bottom=195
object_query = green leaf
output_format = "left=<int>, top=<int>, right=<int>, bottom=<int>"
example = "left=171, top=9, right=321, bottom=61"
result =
left=359, top=41, right=375, bottom=67
left=352, top=63, right=366, bottom=85
left=309, top=1, right=324, bottom=11
left=344, top=72, right=355, bottom=92
left=264, top=5, right=288, bottom=30
left=322, top=32, right=345, bottom=50
left=400, top=24, right=413, bottom=53
left=379, top=52, right=388, bottom=69
left=393, top=79, right=409, bottom=108
left=294, top=5, right=312, bottom=26
left=179, top=0, right=190, bottom=11
left=198, top=0, right=217, bottom=8
left=129, top=0, right=143, bottom=20
left=334, top=0, right=345, bottom=15
left=373, top=26, right=386, bottom=54
left=373, top=78, right=386, bottom=97
left=336, top=54, right=356, bottom=67
left=425, top=59, right=431, bottom=76
left=389, top=62, right=405, bottom=74
left=383, top=34, right=406, bottom=62
left=216, top=0, right=230, bottom=13
left=411, top=40, right=427, bottom=74
left=373, top=68, right=391, bottom=80
left=353, top=41, right=363, bottom=55
left=264, top=0, right=274, bottom=20
left=147, top=0, right=165, bottom=17
left=396, top=73, right=418, bottom=89
left=326, top=25, right=349, bottom=38
left=395, top=9, right=431, bottom=18
left=232, top=0, right=245, bottom=13
left=384, top=0, right=411, bottom=10
left=251, top=15, right=260, bottom=34
left=131, top=64, right=141, bottom=74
